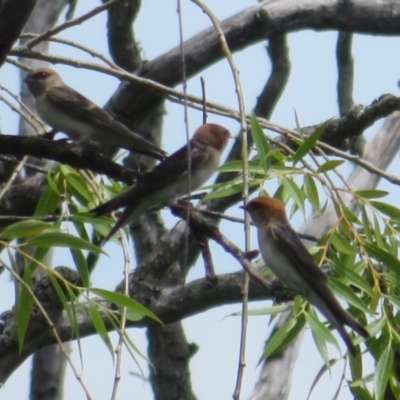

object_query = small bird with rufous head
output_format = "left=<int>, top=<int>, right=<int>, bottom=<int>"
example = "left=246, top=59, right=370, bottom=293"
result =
left=91, top=123, right=231, bottom=243
left=241, top=196, right=370, bottom=355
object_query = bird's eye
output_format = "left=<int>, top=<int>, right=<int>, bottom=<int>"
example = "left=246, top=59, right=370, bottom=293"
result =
left=34, top=72, right=48, bottom=79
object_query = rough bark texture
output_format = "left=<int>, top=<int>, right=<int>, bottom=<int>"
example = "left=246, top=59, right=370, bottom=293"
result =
left=1, top=1, right=400, bottom=399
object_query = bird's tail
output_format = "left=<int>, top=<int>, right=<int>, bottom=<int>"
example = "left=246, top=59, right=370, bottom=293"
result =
left=336, top=325, right=357, bottom=356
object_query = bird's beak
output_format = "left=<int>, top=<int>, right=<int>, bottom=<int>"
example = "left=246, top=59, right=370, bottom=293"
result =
left=239, top=205, right=246, bottom=211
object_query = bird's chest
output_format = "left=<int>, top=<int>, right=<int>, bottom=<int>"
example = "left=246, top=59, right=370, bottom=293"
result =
left=35, top=95, right=89, bottom=140
left=257, top=229, right=307, bottom=292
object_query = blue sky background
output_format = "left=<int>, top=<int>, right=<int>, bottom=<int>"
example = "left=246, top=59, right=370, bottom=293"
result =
left=0, top=1, right=399, bottom=399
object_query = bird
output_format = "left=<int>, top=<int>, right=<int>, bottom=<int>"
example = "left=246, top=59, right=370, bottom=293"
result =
left=241, top=196, right=370, bottom=355
left=91, top=123, right=231, bottom=243
left=24, top=68, right=167, bottom=160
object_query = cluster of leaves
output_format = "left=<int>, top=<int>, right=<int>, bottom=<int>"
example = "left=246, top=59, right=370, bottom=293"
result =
left=2, top=116, right=400, bottom=398
left=211, top=116, right=400, bottom=399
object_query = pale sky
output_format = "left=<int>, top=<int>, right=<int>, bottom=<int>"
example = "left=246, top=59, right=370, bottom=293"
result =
left=0, top=1, right=399, bottom=399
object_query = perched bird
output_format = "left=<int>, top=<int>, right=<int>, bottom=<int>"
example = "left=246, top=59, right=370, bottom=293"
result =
left=242, top=196, right=369, bottom=355
left=91, top=123, right=231, bottom=243
left=24, top=68, right=167, bottom=160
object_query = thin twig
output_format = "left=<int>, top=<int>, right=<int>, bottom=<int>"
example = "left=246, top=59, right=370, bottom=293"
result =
left=189, top=3, right=249, bottom=398
left=1, top=255, right=93, bottom=400
left=20, top=34, right=122, bottom=70
left=110, top=232, right=131, bottom=400
left=176, top=0, right=192, bottom=273
left=23, top=0, right=121, bottom=50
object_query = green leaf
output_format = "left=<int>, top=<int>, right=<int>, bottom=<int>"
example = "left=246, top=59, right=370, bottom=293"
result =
left=304, top=174, right=320, bottom=212
left=349, top=345, right=363, bottom=382
left=349, top=386, right=374, bottom=400
left=205, top=179, right=261, bottom=200
left=228, top=303, right=292, bottom=317
left=263, top=313, right=306, bottom=359
left=35, top=171, right=62, bottom=217
left=217, top=160, right=265, bottom=174
left=70, top=249, right=90, bottom=287
left=306, top=308, right=339, bottom=366
left=370, top=201, right=400, bottom=219
left=363, top=242, right=400, bottom=275
left=26, top=231, right=103, bottom=254
left=329, top=231, right=356, bottom=255
left=355, top=190, right=388, bottom=199
left=293, top=123, right=326, bottom=164
left=89, top=303, right=114, bottom=361
left=374, top=343, right=393, bottom=400
left=281, top=177, right=305, bottom=213
left=91, top=288, right=163, bottom=324
left=328, top=278, right=371, bottom=315
left=251, top=113, right=270, bottom=171
left=16, top=268, right=33, bottom=353
left=64, top=173, right=95, bottom=204
left=0, top=220, right=50, bottom=239
left=316, top=159, right=345, bottom=173
left=332, top=262, right=373, bottom=297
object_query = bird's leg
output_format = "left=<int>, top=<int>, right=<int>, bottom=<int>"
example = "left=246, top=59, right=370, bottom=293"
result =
left=196, top=232, right=218, bottom=287
left=243, top=249, right=260, bottom=260
left=170, top=201, right=217, bottom=286
left=42, top=128, right=58, bottom=140
left=174, top=198, right=193, bottom=209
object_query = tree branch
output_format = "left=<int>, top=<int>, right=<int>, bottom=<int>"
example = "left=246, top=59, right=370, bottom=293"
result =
left=0, top=135, right=138, bottom=184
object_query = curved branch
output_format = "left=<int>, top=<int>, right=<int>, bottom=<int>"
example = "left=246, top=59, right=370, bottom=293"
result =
left=108, top=0, right=400, bottom=125
left=0, top=270, right=271, bottom=383
left=0, top=135, right=138, bottom=183
left=104, top=0, right=142, bottom=71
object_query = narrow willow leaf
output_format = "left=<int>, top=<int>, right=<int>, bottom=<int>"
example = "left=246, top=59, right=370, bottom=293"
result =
left=370, top=201, right=400, bottom=219
left=228, top=303, right=292, bottom=317
left=205, top=180, right=261, bottom=200
left=360, top=205, right=373, bottom=242
left=355, top=189, right=388, bottom=199
left=218, top=160, right=264, bottom=174
left=363, top=242, right=400, bottom=276
left=65, top=173, right=96, bottom=204
left=342, top=205, right=361, bottom=224
left=349, top=386, right=374, bottom=400
left=332, top=262, right=373, bottom=297
left=349, top=345, right=363, bottom=382
left=374, top=343, right=393, bottom=400
left=293, top=123, right=326, bottom=164
left=306, top=309, right=338, bottom=367
left=263, top=314, right=306, bottom=359
left=328, top=278, right=371, bottom=314
left=329, top=231, right=357, bottom=255
left=16, top=268, right=33, bottom=353
left=0, top=220, right=50, bottom=239
left=251, top=113, right=270, bottom=171
left=26, top=231, right=103, bottom=254
left=34, top=177, right=61, bottom=217
left=281, top=177, right=305, bottom=213
left=304, top=174, right=320, bottom=212
left=70, top=249, right=90, bottom=287
left=91, top=288, right=162, bottom=324
left=316, top=159, right=344, bottom=173
left=89, top=303, right=114, bottom=361
left=373, top=214, right=383, bottom=249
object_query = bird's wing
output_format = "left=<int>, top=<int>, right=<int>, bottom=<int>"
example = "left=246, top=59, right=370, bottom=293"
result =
left=47, top=85, right=167, bottom=159
left=270, top=224, right=328, bottom=285
left=46, top=85, right=111, bottom=125
left=134, top=143, right=209, bottom=195
left=91, top=143, right=209, bottom=216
